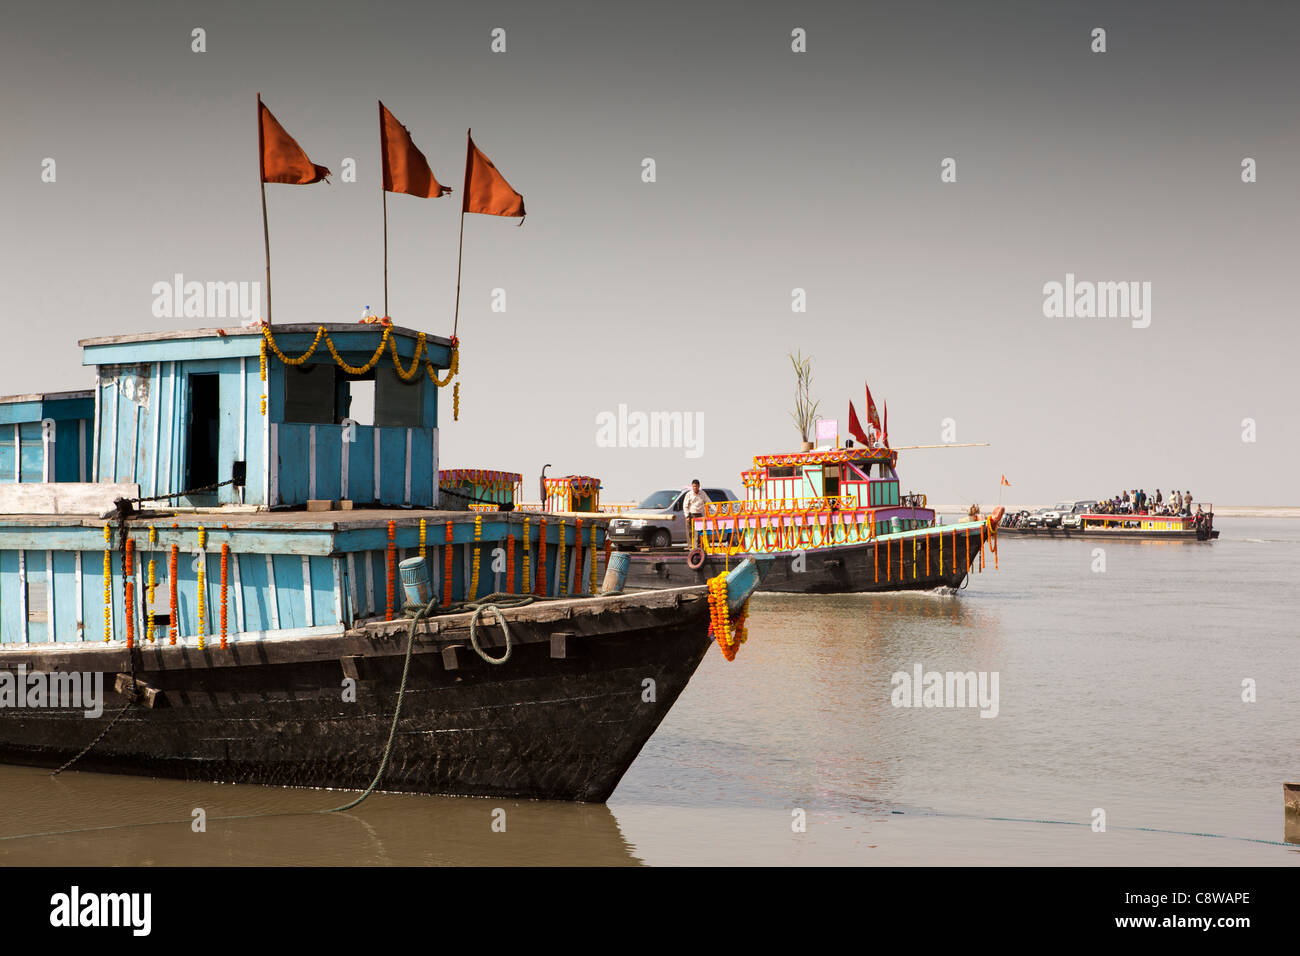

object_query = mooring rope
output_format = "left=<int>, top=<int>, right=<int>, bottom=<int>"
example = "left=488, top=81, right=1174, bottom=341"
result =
left=15, top=592, right=542, bottom=835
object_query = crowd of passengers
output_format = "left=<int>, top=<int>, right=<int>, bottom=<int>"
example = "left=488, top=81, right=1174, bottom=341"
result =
left=1093, top=489, right=1201, bottom=516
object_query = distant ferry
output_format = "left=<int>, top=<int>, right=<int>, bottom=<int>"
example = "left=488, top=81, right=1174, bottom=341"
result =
left=1000, top=499, right=1217, bottom=541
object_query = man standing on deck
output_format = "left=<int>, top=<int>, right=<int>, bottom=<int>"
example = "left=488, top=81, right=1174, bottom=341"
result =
left=683, top=479, right=710, bottom=549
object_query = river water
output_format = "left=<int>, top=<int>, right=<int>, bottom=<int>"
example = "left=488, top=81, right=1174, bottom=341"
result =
left=1, top=517, right=1296, bottom=865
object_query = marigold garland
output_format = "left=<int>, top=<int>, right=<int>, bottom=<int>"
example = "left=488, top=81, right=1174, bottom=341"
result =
left=260, top=324, right=461, bottom=391
left=556, top=521, right=567, bottom=595
left=168, top=542, right=179, bottom=644
left=220, top=542, right=230, bottom=648
left=536, top=517, right=548, bottom=595
left=146, top=525, right=158, bottom=643
left=442, top=520, right=454, bottom=607
left=386, top=520, right=397, bottom=621
left=469, top=514, right=482, bottom=600
left=102, top=523, right=112, bottom=643
left=589, top=522, right=598, bottom=595
left=196, top=526, right=207, bottom=648
left=521, top=516, right=532, bottom=594
left=706, top=572, right=745, bottom=662
left=123, top=537, right=135, bottom=648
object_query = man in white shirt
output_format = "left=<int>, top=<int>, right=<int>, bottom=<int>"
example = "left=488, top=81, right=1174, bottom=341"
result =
left=682, top=479, right=710, bottom=548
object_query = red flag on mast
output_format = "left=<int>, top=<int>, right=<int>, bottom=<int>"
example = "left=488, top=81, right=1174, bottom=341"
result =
left=379, top=102, right=450, bottom=198
left=462, top=132, right=525, bottom=218
left=848, top=401, right=870, bottom=445
left=864, top=383, right=883, bottom=435
left=259, top=98, right=330, bottom=185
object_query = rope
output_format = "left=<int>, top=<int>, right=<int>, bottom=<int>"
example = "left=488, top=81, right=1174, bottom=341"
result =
left=318, top=594, right=431, bottom=813
left=10, top=592, right=554, bottom=838
left=468, top=604, right=512, bottom=664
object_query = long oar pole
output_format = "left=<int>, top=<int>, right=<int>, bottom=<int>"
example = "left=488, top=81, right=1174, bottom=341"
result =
left=258, top=93, right=272, bottom=325
left=452, top=129, right=472, bottom=339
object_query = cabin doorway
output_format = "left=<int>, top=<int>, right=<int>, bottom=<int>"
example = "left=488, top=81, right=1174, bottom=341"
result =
left=186, top=373, right=220, bottom=492
left=823, top=465, right=840, bottom=501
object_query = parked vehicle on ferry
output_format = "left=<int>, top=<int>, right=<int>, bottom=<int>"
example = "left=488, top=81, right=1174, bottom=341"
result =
left=607, top=487, right=739, bottom=549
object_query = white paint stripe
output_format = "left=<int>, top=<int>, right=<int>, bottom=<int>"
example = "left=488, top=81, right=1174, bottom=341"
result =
left=269, top=423, right=279, bottom=507
left=372, top=429, right=381, bottom=502
left=430, top=428, right=439, bottom=507
left=300, top=554, right=314, bottom=627
left=340, top=427, right=350, bottom=501
left=42, top=422, right=52, bottom=483
left=17, top=550, right=27, bottom=642
left=12, top=424, right=20, bottom=482
left=347, top=553, right=359, bottom=618
left=404, top=428, right=412, bottom=504
left=149, top=362, right=163, bottom=496
left=232, top=551, right=245, bottom=633
left=332, top=557, right=344, bottom=628
left=108, top=381, right=118, bottom=483
left=131, top=405, right=141, bottom=486
left=91, top=374, right=101, bottom=480
left=46, top=550, right=54, bottom=642
left=262, top=366, right=270, bottom=506
left=238, top=357, right=247, bottom=500
left=365, top=551, right=375, bottom=614
left=75, top=551, right=84, bottom=642
left=308, top=425, right=317, bottom=500
left=265, top=554, right=280, bottom=631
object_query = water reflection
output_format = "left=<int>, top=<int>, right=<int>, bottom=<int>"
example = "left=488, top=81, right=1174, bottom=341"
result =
left=0, top=765, right=640, bottom=866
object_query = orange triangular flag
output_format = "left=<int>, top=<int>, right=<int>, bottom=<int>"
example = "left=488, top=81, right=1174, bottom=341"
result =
left=462, top=132, right=525, bottom=218
left=379, top=102, right=450, bottom=198
left=259, top=96, right=330, bottom=185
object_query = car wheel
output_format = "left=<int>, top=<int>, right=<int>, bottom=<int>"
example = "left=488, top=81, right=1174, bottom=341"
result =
left=649, top=529, right=672, bottom=549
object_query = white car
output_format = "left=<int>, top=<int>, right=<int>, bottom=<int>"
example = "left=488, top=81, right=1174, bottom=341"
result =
left=1061, top=500, right=1099, bottom=530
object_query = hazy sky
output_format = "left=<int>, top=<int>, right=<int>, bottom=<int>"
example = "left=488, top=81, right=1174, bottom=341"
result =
left=2, top=0, right=1296, bottom=505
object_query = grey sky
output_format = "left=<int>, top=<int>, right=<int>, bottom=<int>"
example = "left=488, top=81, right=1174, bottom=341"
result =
left=2, top=0, right=1295, bottom=505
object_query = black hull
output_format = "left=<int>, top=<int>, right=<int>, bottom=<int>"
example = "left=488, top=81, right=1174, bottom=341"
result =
left=0, top=590, right=713, bottom=802
left=607, top=526, right=990, bottom=594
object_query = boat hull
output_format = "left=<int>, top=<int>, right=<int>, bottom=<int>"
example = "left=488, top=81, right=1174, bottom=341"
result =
left=606, top=525, right=990, bottom=594
left=998, top=526, right=1218, bottom=541
left=0, top=590, right=713, bottom=803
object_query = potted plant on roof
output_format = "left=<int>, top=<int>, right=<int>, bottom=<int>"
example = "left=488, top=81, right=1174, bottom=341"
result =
left=789, top=350, right=819, bottom=452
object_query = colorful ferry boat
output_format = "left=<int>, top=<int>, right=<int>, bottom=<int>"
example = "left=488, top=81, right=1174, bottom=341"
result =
left=1000, top=505, right=1217, bottom=541
left=609, top=442, right=1002, bottom=594
left=0, top=321, right=759, bottom=802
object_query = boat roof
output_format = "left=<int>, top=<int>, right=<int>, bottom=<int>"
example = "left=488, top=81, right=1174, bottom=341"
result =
left=753, top=446, right=896, bottom=468
left=78, top=322, right=453, bottom=349
left=0, top=389, right=93, bottom=405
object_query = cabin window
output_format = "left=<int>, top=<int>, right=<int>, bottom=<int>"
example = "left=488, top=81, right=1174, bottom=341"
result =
left=186, top=373, right=220, bottom=490
left=374, top=366, right=425, bottom=428
left=768, top=466, right=803, bottom=479
left=345, top=379, right=376, bottom=426
left=283, top=364, right=338, bottom=425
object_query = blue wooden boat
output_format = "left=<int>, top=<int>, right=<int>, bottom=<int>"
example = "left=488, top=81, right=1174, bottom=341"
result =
left=0, top=322, right=759, bottom=801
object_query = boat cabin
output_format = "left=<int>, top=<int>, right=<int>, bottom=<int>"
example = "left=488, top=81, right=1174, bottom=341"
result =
left=439, top=469, right=522, bottom=510
left=544, top=475, right=602, bottom=514
left=80, top=323, right=453, bottom=509
left=0, top=390, right=94, bottom=485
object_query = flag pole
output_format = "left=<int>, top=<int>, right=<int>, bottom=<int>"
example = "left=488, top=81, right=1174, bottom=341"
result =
left=382, top=190, right=389, bottom=318
left=257, top=93, right=272, bottom=326
left=452, top=128, right=472, bottom=339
